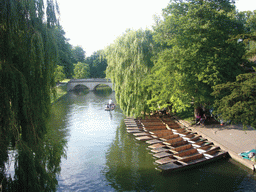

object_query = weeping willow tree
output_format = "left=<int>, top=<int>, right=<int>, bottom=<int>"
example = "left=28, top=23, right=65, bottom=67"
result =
left=0, top=0, right=62, bottom=191
left=104, top=29, right=154, bottom=117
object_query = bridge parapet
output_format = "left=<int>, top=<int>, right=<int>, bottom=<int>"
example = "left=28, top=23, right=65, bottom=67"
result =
left=67, top=78, right=114, bottom=91
left=69, top=78, right=111, bottom=82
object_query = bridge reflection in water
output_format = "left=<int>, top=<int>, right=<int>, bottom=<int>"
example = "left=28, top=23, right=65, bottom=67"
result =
left=67, top=78, right=114, bottom=91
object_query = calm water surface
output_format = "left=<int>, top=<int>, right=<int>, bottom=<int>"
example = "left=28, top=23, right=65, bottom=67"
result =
left=49, top=91, right=256, bottom=192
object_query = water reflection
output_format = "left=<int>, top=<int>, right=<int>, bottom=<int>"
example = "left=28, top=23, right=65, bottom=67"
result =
left=104, top=120, right=256, bottom=192
left=104, top=120, right=156, bottom=191
left=53, top=90, right=256, bottom=192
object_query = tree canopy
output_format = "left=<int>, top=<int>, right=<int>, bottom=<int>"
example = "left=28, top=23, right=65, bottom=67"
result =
left=86, top=50, right=108, bottom=78
left=0, top=0, right=66, bottom=190
left=104, top=0, right=256, bottom=130
left=105, top=29, right=154, bottom=117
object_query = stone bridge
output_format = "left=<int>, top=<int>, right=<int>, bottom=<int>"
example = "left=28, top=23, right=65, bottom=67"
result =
left=67, top=78, right=114, bottom=91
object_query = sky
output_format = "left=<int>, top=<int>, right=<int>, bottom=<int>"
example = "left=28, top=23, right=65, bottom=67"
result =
left=58, top=0, right=256, bottom=57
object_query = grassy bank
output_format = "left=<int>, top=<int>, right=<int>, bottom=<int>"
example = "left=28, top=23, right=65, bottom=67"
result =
left=51, top=79, right=70, bottom=103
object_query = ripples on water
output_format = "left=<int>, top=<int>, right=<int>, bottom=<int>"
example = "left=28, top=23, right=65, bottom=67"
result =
left=51, top=91, right=256, bottom=192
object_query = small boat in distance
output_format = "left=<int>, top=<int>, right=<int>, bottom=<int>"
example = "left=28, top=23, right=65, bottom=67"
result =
left=105, top=104, right=115, bottom=111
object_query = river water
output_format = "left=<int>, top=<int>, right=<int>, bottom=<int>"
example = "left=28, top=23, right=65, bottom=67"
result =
left=49, top=90, right=256, bottom=192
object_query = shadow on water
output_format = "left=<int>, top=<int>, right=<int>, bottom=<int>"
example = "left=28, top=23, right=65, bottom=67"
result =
left=48, top=89, right=256, bottom=192
left=104, top=120, right=256, bottom=192
left=1, top=97, right=69, bottom=191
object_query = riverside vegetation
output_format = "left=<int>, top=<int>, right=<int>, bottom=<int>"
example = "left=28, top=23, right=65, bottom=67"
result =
left=1, top=0, right=256, bottom=191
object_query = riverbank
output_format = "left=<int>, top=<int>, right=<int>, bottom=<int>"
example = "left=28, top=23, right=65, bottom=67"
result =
left=175, top=117, right=256, bottom=172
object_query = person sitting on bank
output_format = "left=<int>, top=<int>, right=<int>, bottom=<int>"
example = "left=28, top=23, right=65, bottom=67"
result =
left=195, top=113, right=201, bottom=125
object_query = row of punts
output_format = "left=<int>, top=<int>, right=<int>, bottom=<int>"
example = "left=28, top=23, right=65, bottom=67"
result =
left=124, top=116, right=229, bottom=173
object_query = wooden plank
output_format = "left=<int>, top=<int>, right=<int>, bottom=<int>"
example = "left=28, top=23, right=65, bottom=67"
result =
left=133, top=132, right=150, bottom=137
left=127, top=129, right=142, bottom=133
left=158, top=162, right=182, bottom=171
left=146, top=139, right=162, bottom=145
left=149, top=130, right=173, bottom=135
left=155, top=157, right=177, bottom=165
left=126, top=127, right=143, bottom=130
left=204, top=147, right=221, bottom=155
left=167, top=140, right=188, bottom=148
left=174, top=148, right=198, bottom=158
left=153, top=152, right=173, bottom=158
left=171, top=144, right=193, bottom=152
left=172, top=128, right=187, bottom=133
left=151, top=147, right=170, bottom=153
left=179, top=153, right=204, bottom=163
left=159, top=134, right=179, bottom=141
left=148, top=143, right=165, bottom=149
left=163, top=137, right=183, bottom=145
left=135, top=136, right=153, bottom=141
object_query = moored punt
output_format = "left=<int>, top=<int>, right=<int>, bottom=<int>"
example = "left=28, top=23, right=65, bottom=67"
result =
left=125, top=116, right=229, bottom=173
left=157, top=149, right=228, bottom=173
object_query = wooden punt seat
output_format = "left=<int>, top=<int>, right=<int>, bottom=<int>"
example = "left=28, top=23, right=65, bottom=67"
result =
left=198, top=143, right=214, bottom=150
left=181, top=133, right=196, bottom=138
left=153, top=130, right=174, bottom=137
left=142, top=124, right=165, bottom=127
left=169, top=143, right=193, bottom=153
left=185, top=135, right=202, bottom=141
left=177, top=153, right=204, bottom=163
left=204, top=147, right=221, bottom=155
left=143, top=127, right=167, bottom=131
left=172, top=128, right=187, bottom=133
left=153, top=151, right=173, bottom=158
left=167, top=124, right=181, bottom=129
left=151, top=146, right=170, bottom=153
left=167, top=140, right=188, bottom=148
left=140, top=120, right=162, bottom=123
left=192, top=139, right=209, bottom=147
left=159, top=134, right=179, bottom=141
left=149, top=130, right=173, bottom=135
left=197, top=146, right=220, bottom=154
left=173, top=148, right=198, bottom=159
left=155, top=156, right=178, bottom=165
left=151, top=132, right=173, bottom=139
left=193, top=141, right=213, bottom=148
left=143, top=125, right=167, bottom=128
left=148, top=143, right=166, bottom=149
left=163, top=137, right=184, bottom=145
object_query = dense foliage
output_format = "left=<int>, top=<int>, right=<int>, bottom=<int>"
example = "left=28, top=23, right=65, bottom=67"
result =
left=104, top=0, right=256, bottom=129
left=149, top=0, right=246, bottom=112
left=54, top=26, right=74, bottom=79
left=212, top=71, right=256, bottom=128
left=105, top=29, right=155, bottom=117
left=0, top=0, right=67, bottom=191
left=86, top=50, right=108, bottom=78
left=73, top=62, right=90, bottom=79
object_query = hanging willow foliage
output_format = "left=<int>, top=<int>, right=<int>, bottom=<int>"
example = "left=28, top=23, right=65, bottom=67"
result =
left=104, top=29, right=154, bottom=117
left=0, top=0, right=60, bottom=191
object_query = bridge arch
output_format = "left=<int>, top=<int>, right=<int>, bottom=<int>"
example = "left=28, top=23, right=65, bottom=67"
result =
left=67, top=79, right=114, bottom=91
